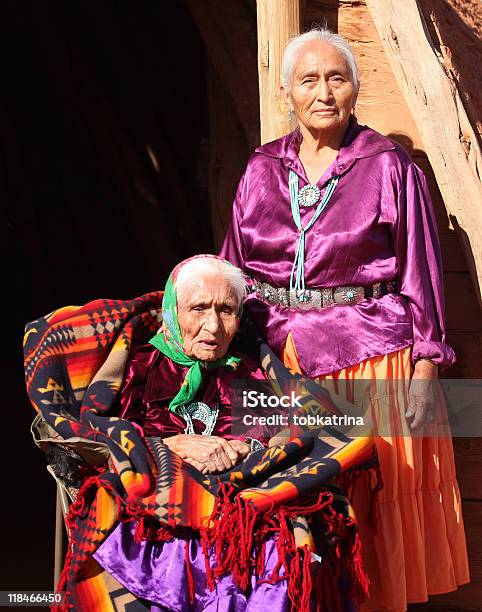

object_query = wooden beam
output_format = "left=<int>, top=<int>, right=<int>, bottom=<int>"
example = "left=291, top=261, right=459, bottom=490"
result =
left=187, top=0, right=260, bottom=149
left=453, top=438, right=482, bottom=500
left=207, top=61, right=251, bottom=248
left=365, top=0, right=482, bottom=305
left=257, top=0, right=301, bottom=144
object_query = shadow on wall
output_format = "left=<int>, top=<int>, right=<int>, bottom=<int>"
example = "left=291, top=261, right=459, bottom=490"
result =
left=386, top=132, right=425, bottom=159
left=448, top=214, right=481, bottom=304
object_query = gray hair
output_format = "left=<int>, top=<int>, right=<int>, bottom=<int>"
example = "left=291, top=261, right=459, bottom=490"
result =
left=175, top=257, right=245, bottom=311
left=281, top=28, right=360, bottom=94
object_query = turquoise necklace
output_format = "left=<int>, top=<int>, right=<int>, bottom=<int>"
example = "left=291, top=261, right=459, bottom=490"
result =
left=289, top=170, right=339, bottom=300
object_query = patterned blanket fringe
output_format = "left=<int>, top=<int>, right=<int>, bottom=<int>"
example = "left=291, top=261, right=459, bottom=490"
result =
left=133, top=515, right=176, bottom=543
left=53, top=478, right=369, bottom=612
left=53, top=476, right=111, bottom=611
left=53, top=474, right=198, bottom=611
left=195, top=483, right=369, bottom=612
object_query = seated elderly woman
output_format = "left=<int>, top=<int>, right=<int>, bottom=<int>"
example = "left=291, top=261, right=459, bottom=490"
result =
left=117, top=255, right=268, bottom=466
left=93, top=255, right=292, bottom=609
left=26, top=254, right=367, bottom=612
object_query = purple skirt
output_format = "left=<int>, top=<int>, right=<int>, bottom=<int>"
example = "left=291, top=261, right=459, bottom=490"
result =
left=94, top=522, right=289, bottom=611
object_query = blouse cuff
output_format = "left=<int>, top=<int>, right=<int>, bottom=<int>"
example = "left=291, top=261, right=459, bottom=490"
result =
left=412, top=340, right=456, bottom=370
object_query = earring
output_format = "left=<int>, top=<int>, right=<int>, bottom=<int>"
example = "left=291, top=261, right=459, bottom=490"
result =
left=288, top=109, right=294, bottom=121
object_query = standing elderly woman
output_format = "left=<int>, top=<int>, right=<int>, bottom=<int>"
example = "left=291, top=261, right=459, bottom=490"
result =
left=221, top=28, right=469, bottom=611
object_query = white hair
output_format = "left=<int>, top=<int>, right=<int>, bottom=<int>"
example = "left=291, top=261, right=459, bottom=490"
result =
left=282, top=27, right=360, bottom=94
left=175, top=258, right=245, bottom=311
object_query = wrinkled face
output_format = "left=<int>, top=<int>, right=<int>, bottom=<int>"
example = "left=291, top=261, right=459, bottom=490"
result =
left=177, top=275, right=240, bottom=362
left=287, top=41, right=357, bottom=135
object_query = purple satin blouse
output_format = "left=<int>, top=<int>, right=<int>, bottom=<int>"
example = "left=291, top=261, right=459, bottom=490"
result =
left=220, top=118, right=455, bottom=377
left=118, top=343, right=270, bottom=443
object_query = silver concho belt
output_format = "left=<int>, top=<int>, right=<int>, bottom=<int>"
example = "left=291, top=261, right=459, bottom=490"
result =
left=246, top=279, right=397, bottom=310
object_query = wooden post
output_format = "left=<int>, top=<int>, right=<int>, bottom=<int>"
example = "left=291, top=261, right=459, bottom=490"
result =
left=365, top=0, right=482, bottom=304
left=188, top=0, right=260, bottom=150
left=207, top=62, right=251, bottom=248
left=257, top=0, right=301, bottom=144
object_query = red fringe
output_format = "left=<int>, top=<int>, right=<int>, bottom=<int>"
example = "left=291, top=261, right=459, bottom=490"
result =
left=197, top=484, right=369, bottom=612
left=55, top=476, right=370, bottom=612
left=312, top=552, right=340, bottom=612
left=300, top=545, right=313, bottom=611
left=349, top=532, right=371, bottom=605
left=134, top=516, right=174, bottom=543
left=52, top=546, right=73, bottom=612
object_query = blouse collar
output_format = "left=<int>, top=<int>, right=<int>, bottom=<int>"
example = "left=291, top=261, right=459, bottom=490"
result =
left=254, top=116, right=396, bottom=185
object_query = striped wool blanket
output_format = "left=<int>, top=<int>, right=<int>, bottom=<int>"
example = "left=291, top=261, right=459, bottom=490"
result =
left=24, top=292, right=376, bottom=611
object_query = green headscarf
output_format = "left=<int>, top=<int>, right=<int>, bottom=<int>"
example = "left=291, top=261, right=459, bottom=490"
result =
left=149, top=255, right=242, bottom=414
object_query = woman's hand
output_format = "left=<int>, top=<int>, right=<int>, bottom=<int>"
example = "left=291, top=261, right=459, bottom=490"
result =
left=163, top=434, right=249, bottom=474
left=227, top=439, right=251, bottom=459
left=405, top=359, right=439, bottom=431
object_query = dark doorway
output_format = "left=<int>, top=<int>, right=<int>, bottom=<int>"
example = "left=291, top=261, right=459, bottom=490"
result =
left=2, top=0, right=211, bottom=591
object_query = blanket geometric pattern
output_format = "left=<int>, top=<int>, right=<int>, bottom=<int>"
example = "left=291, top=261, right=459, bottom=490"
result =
left=24, top=292, right=375, bottom=611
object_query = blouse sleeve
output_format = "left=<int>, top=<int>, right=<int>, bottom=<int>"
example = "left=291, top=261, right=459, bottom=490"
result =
left=392, top=161, right=456, bottom=369
left=219, top=171, right=247, bottom=268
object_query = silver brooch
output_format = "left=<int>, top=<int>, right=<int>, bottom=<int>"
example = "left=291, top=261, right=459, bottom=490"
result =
left=179, top=401, right=219, bottom=436
left=298, top=184, right=321, bottom=207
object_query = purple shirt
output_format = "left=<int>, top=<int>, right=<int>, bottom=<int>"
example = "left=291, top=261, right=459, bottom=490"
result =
left=117, top=343, right=272, bottom=444
left=220, top=118, right=455, bottom=377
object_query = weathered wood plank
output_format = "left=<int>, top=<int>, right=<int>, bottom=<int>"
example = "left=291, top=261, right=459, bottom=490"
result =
left=453, top=439, right=482, bottom=501
left=445, top=274, right=482, bottom=333
left=445, top=331, right=482, bottom=379
left=257, top=0, right=301, bottom=143
left=412, top=156, right=469, bottom=273
left=419, top=0, right=482, bottom=140
left=365, top=0, right=482, bottom=304
left=187, top=0, right=260, bottom=149
left=207, top=62, right=251, bottom=248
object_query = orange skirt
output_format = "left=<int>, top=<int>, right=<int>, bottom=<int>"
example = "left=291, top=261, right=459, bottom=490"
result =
left=282, top=335, right=469, bottom=611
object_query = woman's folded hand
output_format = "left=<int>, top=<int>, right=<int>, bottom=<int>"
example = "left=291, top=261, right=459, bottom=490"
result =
left=406, top=359, right=439, bottom=431
left=227, top=439, right=251, bottom=458
left=163, top=434, right=249, bottom=473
